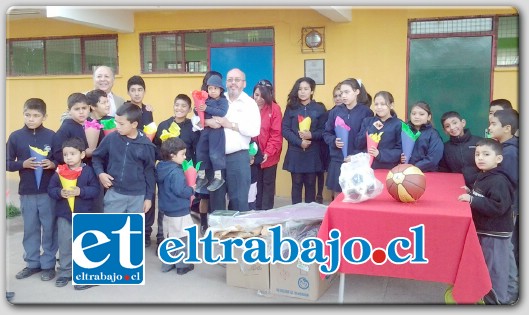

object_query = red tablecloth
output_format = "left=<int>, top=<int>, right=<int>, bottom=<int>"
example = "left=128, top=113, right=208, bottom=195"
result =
left=317, top=169, right=491, bottom=304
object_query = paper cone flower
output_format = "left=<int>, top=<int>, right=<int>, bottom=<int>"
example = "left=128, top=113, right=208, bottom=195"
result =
left=143, top=122, right=157, bottom=142
left=182, top=159, right=202, bottom=188
left=298, top=115, right=312, bottom=131
left=401, top=122, right=421, bottom=164
left=160, top=122, right=181, bottom=142
left=192, top=90, right=209, bottom=127
left=29, top=145, right=49, bottom=189
left=84, top=120, right=103, bottom=149
left=335, top=116, right=351, bottom=158
left=57, top=164, right=82, bottom=212
left=100, top=118, right=117, bottom=136
left=366, top=132, right=384, bottom=166
left=248, top=142, right=258, bottom=156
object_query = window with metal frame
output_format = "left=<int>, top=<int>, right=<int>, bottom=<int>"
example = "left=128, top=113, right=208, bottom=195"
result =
left=6, top=35, right=118, bottom=76
left=408, top=15, right=518, bottom=67
left=496, top=15, right=518, bottom=66
left=140, top=28, right=273, bottom=74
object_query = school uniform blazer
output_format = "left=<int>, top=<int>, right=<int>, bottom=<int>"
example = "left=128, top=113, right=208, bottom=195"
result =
left=282, top=100, right=326, bottom=173
left=6, top=125, right=56, bottom=195
left=356, top=115, right=403, bottom=169
left=323, top=103, right=374, bottom=163
left=407, top=122, right=444, bottom=172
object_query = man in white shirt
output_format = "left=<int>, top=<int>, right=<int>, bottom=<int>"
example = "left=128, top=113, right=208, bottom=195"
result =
left=59, top=65, right=125, bottom=123
left=93, top=66, right=125, bottom=117
left=205, top=68, right=261, bottom=211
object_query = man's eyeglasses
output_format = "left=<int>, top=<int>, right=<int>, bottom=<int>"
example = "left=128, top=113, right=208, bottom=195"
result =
left=227, top=78, right=245, bottom=83
left=257, top=80, right=273, bottom=88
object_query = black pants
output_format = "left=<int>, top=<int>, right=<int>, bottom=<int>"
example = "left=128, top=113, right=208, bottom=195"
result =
left=291, top=172, right=316, bottom=204
left=256, top=165, right=277, bottom=210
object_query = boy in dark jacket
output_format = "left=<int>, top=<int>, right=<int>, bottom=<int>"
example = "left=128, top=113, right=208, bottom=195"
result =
left=438, top=111, right=482, bottom=188
left=48, top=137, right=100, bottom=290
left=488, top=108, right=519, bottom=302
left=156, top=137, right=196, bottom=275
left=458, top=139, right=516, bottom=304
left=126, top=75, right=157, bottom=247
left=153, top=93, right=199, bottom=243
left=92, top=103, right=156, bottom=214
left=6, top=98, right=58, bottom=281
left=52, top=93, right=92, bottom=165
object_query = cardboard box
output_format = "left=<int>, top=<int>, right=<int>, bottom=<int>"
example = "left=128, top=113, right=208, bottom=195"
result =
left=270, top=259, right=336, bottom=301
left=226, top=247, right=270, bottom=291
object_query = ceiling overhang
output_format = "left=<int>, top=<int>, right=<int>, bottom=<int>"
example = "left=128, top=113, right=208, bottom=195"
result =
left=311, top=6, right=352, bottom=22
left=46, top=6, right=134, bottom=33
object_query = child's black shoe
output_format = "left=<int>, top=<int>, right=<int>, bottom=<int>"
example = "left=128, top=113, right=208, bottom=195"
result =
left=207, top=178, right=225, bottom=191
left=195, top=177, right=209, bottom=190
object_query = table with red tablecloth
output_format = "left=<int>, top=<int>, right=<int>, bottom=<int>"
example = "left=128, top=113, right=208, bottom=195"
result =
left=317, top=169, right=491, bottom=304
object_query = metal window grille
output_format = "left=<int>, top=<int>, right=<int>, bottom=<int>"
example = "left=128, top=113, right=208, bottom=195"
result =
left=7, top=35, right=117, bottom=76
left=497, top=16, right=518, bottom=66
left=211, top=28, right=274, bottom=44
left=410, top=17, right=493, bottom=35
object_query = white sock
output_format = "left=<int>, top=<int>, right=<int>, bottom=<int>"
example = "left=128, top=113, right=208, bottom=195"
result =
left=198, top=170, right=205, bottom=179
left=214, top=170, right=222, bottom=180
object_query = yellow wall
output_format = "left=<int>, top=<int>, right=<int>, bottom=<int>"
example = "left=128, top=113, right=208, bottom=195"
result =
left=5, top=7, right=518, bottom=199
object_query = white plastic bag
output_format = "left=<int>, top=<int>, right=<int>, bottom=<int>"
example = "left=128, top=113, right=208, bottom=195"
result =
left=339, top=153, right=383, bottom=203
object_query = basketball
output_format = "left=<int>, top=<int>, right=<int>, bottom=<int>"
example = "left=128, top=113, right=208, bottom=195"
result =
left=386, top=164, right=426, bottom=202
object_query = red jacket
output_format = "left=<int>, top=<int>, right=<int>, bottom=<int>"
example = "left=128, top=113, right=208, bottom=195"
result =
left=255, top=102, right=283, bottom=169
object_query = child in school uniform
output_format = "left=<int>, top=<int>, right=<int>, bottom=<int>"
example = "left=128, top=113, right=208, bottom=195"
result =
left=52, top=93, right=92, bottom=166
left=458, top=139, right=516, bottom=304
left=153, top=93, right=199, bottom=243
left=323, top=78, right=373, bottom=198
left=356, top=91, right=402, bottom=169
left=126, top=75, right=157, bottom=247
left=282, top=77, right=327, bottom=204
left=400, top=101, right=444, bottom=172
left=7, top=98, right=58, bottom=281
left=86, top=89, right=112, bottom=147
left=156, top=137, right=196, bottom=275
left=48, top=137, right=100, bottom=290
left=438, top=111, right=483, bottom=188
left=488, top=108, right=519, bottom=301
left=92, top=103, right=156, bottom=215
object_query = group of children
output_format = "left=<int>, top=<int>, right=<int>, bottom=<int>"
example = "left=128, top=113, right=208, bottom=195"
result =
left=7, top=72, right=229, bottom=286
left=7, top=71, right=519, bottom=302
left=283, top=76, right=518, bottom=304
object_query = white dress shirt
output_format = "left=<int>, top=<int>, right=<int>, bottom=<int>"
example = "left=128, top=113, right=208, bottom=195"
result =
left=224, top=91, right=261, bottom=154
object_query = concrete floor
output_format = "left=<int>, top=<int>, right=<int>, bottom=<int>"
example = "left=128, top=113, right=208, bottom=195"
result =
left=5, top=194, right=449, bottom=305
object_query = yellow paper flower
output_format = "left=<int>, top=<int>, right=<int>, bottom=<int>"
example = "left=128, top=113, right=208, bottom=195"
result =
left=160, top=122, right=181, bottom=142
left=368, top=132, right=384, bottom=143
left=29, top=145, right=48, bottom=156
left=298, top=116, right=312, bottom=131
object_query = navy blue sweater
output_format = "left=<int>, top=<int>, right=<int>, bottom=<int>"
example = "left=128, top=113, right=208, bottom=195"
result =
left=153, top=118, right=199, bottom=162
left=92, top=130, right=156, bottom=200
left=356, top=115, right=403, bottom=169
left=407, top=122, right=444, bottom=172
left=282, top=100, right=327, bottom=173
left=499, top=136, right=519, bottom=215
left=156, top=161, right=194, bottom=217
left=204, top=96, right=228, bottom=119
left=52, top=119, right=90, bottom=165
left=323, top=103, right=374, bottom=162
left=48, top=164, right=100, bottom=222
left=470, top=167, right=515, bottom=236
left=6, top=125, right=56, bottom=195
left=438, top=129, right=482, bottom=188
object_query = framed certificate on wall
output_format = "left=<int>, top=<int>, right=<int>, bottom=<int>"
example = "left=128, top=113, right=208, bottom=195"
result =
left=304, top=59, right=325, bottom=85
